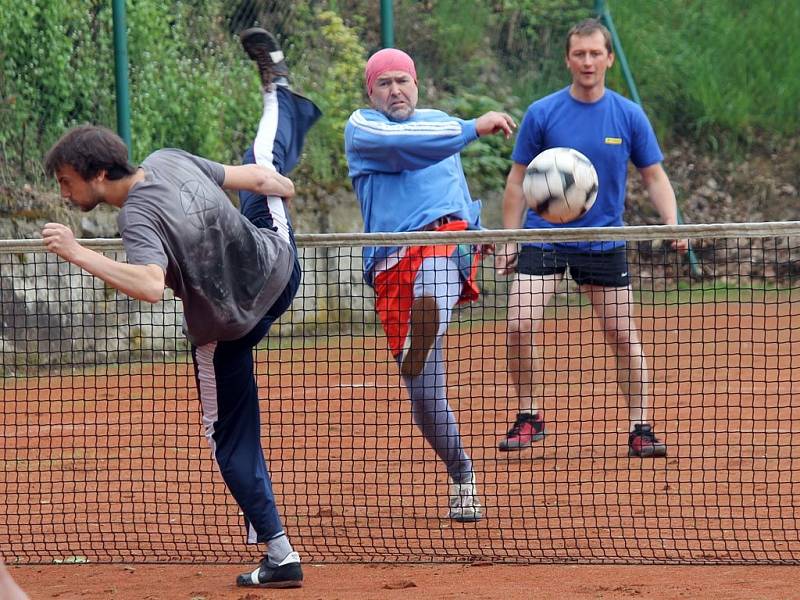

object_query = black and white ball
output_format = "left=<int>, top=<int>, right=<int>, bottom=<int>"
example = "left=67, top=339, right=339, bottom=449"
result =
left=523, top=147, right=599, bottom=224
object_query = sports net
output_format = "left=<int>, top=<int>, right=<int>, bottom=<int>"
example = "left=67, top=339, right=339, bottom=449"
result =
left=2, top=223, right=800, bottom=565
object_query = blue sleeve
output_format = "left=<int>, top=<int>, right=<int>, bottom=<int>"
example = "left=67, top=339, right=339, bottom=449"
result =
left=629, top=106, right=663, bottom=169
left=511, top=107, right=544, bottom=166
left=345, top=109, right=478, bottom=175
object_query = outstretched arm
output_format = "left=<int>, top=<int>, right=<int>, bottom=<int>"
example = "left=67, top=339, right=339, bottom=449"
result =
left=42, top=223, right=166, bottom=303
left=222, top=164, right=295, bottom=199
left=346, top=109, right=516, bottom=174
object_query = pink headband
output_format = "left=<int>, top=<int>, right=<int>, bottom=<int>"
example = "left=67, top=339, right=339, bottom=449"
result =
left=364, top=48, right=417, bottom=95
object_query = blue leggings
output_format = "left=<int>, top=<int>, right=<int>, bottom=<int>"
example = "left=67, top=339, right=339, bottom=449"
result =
left=399, top=255, right=474, bottom=484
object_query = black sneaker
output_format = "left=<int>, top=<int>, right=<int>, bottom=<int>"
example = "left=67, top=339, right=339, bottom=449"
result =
left=628, top=423, right=667, bottom=457
left=236, top=551, right=303, bottom=588
left=498, top=412, right=545, bottom=451
left=239, top=27, right=290, bottom=91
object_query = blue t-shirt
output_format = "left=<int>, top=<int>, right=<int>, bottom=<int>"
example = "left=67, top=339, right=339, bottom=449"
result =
left=512, top=87, right=663, bottom=249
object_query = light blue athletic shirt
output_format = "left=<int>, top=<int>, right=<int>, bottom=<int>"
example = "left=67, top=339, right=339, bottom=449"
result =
left=512, top=87, right=663, bottom=250
left=345, top=107, right=483, bottom=283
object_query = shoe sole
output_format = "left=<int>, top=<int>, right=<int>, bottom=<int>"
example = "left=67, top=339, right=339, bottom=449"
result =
left=239, top=27, right=289, bottom=76
left=628, top=445, right=667, bottom=458
left=239, top=27, right=281, bottom=57
left=498, top=431, right=545, bottom=452
left=237, top=580, right=303, bottom=589
left=400, top=295, right=439, bottom=378
left=449, top=512, right=483, bottom=523
left=236, top=561, right=303, bottom=588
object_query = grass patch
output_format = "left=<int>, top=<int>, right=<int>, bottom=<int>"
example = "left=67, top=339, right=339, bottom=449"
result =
left=637, top=279, right=798, bottom=305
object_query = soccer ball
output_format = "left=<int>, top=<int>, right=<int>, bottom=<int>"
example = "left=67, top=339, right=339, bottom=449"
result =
left=522, top=147, right=599, bottom=224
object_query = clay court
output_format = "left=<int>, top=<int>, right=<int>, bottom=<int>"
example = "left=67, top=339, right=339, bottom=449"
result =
left=3, top=298, right=799, bottom=598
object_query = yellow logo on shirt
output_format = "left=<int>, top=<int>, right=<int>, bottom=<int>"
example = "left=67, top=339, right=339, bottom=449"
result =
left=605, top=137, right=622, bottom=145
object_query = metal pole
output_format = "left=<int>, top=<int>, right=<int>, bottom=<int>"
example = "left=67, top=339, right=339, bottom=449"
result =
left=596, top=0, right=642, bottom=105
left=596, top=0, right=700, bottom=276
left=112, top=0, right=132, bottom=151
left=380, top=0, right=394, bottom=48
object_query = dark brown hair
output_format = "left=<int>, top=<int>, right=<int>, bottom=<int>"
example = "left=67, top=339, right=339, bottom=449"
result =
left=44, top=125, right=136, bottom=180
left=565, top=18, right=613, bottom=56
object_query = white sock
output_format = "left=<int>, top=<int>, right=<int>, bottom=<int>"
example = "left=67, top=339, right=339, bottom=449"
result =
left=267, top=533, right=294, bottom=565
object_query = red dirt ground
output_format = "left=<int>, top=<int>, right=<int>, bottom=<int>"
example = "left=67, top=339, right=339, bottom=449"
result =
left=3, top=300, right=800, bottom=598
left=9, top=563, right=800, bottom=599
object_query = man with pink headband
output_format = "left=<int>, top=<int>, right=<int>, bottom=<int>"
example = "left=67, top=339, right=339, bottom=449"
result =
left=345, top=48, right=515, bottom=522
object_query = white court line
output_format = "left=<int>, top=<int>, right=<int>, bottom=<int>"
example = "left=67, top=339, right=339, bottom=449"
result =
left=615, top=428, right=794, bottom=434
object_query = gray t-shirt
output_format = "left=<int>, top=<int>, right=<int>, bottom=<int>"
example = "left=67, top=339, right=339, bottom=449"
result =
left=117, top=149, right=294, bottom=346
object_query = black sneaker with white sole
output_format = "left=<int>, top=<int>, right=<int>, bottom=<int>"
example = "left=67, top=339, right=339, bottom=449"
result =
left=236, top=551, right=303, bottom=588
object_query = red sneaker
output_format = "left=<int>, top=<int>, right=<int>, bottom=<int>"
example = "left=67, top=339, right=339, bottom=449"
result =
left=628, top=424, right=667, bottom=457
left=498, top=412, right=545, bottom=451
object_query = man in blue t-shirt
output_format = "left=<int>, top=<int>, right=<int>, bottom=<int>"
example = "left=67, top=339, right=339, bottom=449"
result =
left=495, top=19, right=687, bottom=458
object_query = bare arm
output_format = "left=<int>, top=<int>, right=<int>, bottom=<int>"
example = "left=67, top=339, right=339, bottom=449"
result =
left=639, top=163, right=688, bottom=251
left=42, top=223, right=166, bottom=303
left=222, top=164, right=294, bottom=199
left=495, top=162, right=529, bottom=275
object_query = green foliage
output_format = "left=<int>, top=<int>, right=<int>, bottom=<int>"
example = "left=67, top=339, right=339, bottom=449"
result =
left=0, top=0, right=367, bottom=190
left=638, top=279, right=797, bottom=306
left=124, top=0, right=259, bottom=162
left=1, top=0, right=798, bottom=199
left=492, top=0, right=593, bottom=100
left=436, top=93, right=522, bottom=190
left=0, top=1, right=115, bottom=179
left=283, top=8, right=365, bottom=189
left=0, top=0, right=257, bottom=176
left=606, top=0, right=800, bottom=145
left=393, top=0, right=497, bottom=95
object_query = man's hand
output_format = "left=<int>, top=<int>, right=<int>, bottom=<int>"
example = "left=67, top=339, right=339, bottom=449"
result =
left=671, top=238, right=690, bottom=253
left=475, top=111, right=516, bottom=139
left=42, top=222, right=82, bottom=262
left=494, top=242, right=519, bottom=275
left=478, top=243, right=495, bottom=259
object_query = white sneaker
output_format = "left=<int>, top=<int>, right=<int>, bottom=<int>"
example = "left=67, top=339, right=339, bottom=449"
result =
left=448, top=474, right=484, bottom=522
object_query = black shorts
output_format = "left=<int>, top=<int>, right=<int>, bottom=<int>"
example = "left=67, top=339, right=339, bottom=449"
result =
left=516, top=245, right=630, bottom=287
